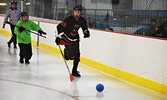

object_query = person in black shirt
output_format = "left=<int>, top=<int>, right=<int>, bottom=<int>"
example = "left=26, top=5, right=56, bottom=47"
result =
left=55, top=5, right=90, bottom=77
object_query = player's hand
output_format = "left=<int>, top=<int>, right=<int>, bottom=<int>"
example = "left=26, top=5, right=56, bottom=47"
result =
left=2, top=24, right=5, bottom=28
left=38, top=30, right=47, bottom=35
left=55, top=37, right=61, bottom=45
left=18, top=26, right=25, bottom=33
left=84, top=30, right=90, bottom=38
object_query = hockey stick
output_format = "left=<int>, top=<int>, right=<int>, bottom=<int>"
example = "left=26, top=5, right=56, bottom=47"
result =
left=6, top=21, right=46, bottom=38
left=58, top=45, right=74, bottom=82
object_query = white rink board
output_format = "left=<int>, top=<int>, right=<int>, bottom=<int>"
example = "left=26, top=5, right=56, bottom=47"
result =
left=0, top=16, right=167, bottom=85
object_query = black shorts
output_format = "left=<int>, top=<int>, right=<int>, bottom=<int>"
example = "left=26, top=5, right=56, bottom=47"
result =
left=64, top=40, right=80, bottom=61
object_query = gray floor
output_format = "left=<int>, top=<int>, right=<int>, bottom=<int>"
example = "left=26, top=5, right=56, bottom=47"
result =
left=0, top=34, right=166, bottom=100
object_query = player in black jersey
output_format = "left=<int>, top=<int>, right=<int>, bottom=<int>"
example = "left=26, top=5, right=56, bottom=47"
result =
left=55, top=5, right=90, bottom=77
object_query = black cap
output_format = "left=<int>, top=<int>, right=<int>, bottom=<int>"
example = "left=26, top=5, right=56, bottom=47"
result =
left=73, top=5, right=82, bottom=11
left=11, top=0, right=17, bottom=5
left=150, top=19, right=156, bottom=23
left=20, top=11, right=28, bottom=17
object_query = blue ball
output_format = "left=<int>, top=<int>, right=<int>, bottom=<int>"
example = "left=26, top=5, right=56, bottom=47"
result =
left=96, top=83, right=104, bottom=92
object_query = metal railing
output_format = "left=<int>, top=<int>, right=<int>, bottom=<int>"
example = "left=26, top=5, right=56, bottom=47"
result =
left=1, top=4, right=167, bottom=36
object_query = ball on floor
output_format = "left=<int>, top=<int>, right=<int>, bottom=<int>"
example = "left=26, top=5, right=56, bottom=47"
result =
left=96, top=83, right=104, bottom=92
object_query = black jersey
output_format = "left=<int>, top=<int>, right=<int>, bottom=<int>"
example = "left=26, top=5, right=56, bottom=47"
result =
left=57, top=15, right=88, bottom=42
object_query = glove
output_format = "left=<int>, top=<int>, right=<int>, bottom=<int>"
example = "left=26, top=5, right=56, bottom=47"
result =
left=18, top=26, right=25, bottom=33
left=55, top=37, right=74, bottom=45
left=84, top=30, right=90, bottom=38
left=38, top=30, right=47, bottom=35
left=2, top=24, right=5, bottom=28
left=55, top=37, right=61, bottom=45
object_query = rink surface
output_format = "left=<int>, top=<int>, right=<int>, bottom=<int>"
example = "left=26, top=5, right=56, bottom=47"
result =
left=0, top=34, right=166, bottom=100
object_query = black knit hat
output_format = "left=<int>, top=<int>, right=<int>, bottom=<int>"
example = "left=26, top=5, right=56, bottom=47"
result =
left=73, top=5, right=82, bottom=11
left=150, top=19, right=156, bottom=23
left=20, top=11, right=29, bottom=17
left=11, top=0, right=17, bottom=5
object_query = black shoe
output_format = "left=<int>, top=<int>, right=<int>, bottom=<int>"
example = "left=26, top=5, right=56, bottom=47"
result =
left=14, top=46, right=17, bottom=49
left=25, top=60, right=30, bottom=64
left=7, top=42, right=10, bottom=48
left=20, top=58, right=24, bottom=64
left=72, top=71, right=81, bottom=77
